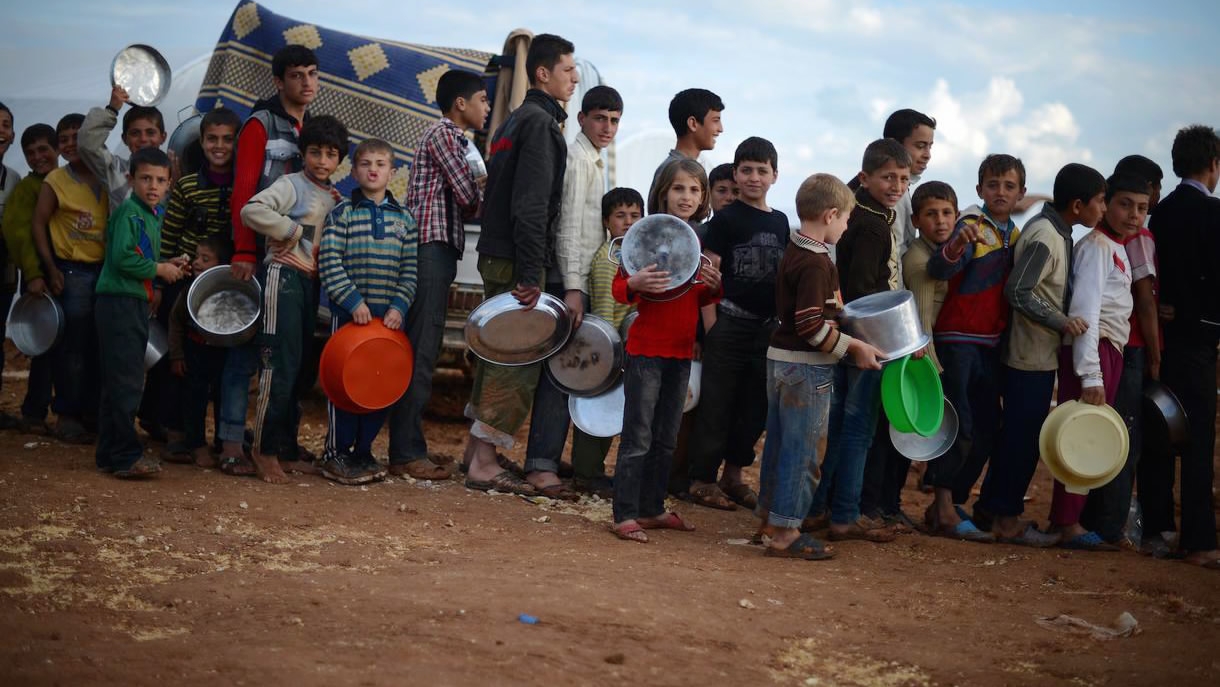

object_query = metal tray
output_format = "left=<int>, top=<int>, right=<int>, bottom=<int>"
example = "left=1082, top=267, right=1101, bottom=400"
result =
left=568, top=382, right=625, bottom=438
left=464, top=292, right=573, bottom=366
left=111, top=44, right=172, bottom=107
left=546, top=314, right=623, bottom=397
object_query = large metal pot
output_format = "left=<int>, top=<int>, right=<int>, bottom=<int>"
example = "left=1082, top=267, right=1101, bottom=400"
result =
left=839, top=290, right=930, bottom=362
left=187, top=265, right=263, bottom=347
left=1143, top=381, right=1189, bottom=452
left=8, top=292, right=64, bottom=356
left=610, top=213, right=711, bottom=302
left=546, top=314, right=623, bottom=397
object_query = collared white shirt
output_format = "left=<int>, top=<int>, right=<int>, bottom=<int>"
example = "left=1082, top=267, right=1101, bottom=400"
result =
left=555, top=131, right=607, bottom=292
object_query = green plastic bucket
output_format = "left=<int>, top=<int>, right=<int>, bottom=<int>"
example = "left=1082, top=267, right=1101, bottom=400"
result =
left=881, top=354, right=944, bottom=437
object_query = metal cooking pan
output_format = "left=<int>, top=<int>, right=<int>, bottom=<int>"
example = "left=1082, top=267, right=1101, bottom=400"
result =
left=8, top=292, right=64, bottom=356
left=609, top=213, right=712, bottom=302
left=1143, top=381, right=1189, bottom=452
left=464, top=292, right=574, bottom=366
left=546, top=314, right=623, bottom=397
left=111, top=44, right=172, bottom=107
left=839, top=290, right=930, bottom=363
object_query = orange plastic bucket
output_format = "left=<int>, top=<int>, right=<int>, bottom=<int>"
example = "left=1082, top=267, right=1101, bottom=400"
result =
left=319, top=320, right=414, bottom=413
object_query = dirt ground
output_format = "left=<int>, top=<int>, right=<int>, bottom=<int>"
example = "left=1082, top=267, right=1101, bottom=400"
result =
left=0, top=345, right=1218, bottom=687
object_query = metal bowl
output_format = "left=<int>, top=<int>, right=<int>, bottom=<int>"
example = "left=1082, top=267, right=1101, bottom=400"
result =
left=889, top=399, right=958, bottom=462
left=8, top=292, right=64, bottom=356
left=568, top=381, right=625, bottom=438
left=546, top=314, right=623, bottom=397
left=839, top=290, right=930, bottom=363
left=145, top=321, right=168, bottom=370
left=167, top=112, right=204, bottom=172
left=110, top=44, right=172, bottom=107
left=465, top=292, right=573, bottom=366
left=1143, top=381, right=1189, bottom=452
left=187, top=265, right=263, bottom=347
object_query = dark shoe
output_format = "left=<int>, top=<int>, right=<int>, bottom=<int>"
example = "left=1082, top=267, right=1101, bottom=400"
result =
left=19, top=416, right=49, bottom=435
left=572, top=475, right=614, bottom=499
left=53, top=417, right=93, bottom=445
left=321, top=452, right=383, bottom=486
left=352, top=451, right=388, bottom=482
left=139, top=421, right=168, bottom=443
left=464, top=469, right=537, bottom=496
left=0, top=412, right=21, bottom=430
left=765, top=533, right=835, bottom=561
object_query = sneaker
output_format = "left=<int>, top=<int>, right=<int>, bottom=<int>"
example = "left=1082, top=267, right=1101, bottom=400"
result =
left=321, top=452, right=382, bottom=486
left=352, top=451, right=388, bottom=482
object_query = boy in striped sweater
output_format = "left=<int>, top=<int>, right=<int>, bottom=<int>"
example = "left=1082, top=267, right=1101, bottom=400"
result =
left=318, top=139, right=418, bottom=485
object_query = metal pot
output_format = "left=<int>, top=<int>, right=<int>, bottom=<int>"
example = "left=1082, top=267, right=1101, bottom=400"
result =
left=110, top=44, right=171, bottom=107
left=8, top=292, right=64, bottom=356
left=187, top=265, right=263, bottom=347
left=839, top=290, right=930, bottom=362
left=145, top=321, right=168, bottom=370
left=1143, top=381, right=1189, bottom=452
left=610, top=213, right=712, bottom=302
left=546, top=314, right=624, bottom=397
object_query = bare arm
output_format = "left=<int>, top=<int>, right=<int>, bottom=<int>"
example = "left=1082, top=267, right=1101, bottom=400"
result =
left=31, top=184, right=61, bottom=294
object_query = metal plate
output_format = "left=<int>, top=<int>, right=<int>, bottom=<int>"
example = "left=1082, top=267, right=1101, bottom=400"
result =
left=110, top=44, right=172, bottom=107
left=464, top=292, right=573, bottom=366
left=546, top=315, right=623, bottom=397
left=568, top=382, right=625, bottom=438
left=889, top=399, right=958, bottom=462
left=8, top=292, right=64, bottom=356
left=619, top=213, right=703, bottom=291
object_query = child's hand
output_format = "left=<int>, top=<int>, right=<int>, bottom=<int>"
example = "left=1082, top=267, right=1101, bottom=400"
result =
left=47, top=268, right=65, bottom=296
left=627, top=264, right=671, bottom=295
left=697, top=261, right=721, bottom=292
left=109, top=85, right=130, bottom=111
left=230, top=261, right=255, bottom=282
left=352, top=302, right=372, bottom=325
left=26, top=276, right=47, bottom=295
left=171, top=360, right=187, bottom=378
left=1080, top=385, right=1106, bottom=406
left=1062, top=316, right=1088, bottom=337
left=156, top=262, right=184, bottom=284
left=564, top=290, right=585, bottom=329
left=848, top=339, right=884, bottom=370
left=511, top=283, right=541, bottom=309
left=950, top=224, right=981, bottom=252
left=383, top=308, right=403, bottom=330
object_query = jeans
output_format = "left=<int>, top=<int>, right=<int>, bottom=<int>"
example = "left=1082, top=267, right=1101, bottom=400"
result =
left=1159, top=336, right=1218, bottom=552
left=388, top=242, right=458, bottom=465
left=94, top=295, right=148, bottom=471
left=51, top=261, right=101, bottom=420
left=218, top=339, right=258, bottom=443
left=978, top=366, right=1056, bottom=517
left=927, top=343, right=1003, bottom=501
left=686, top=312, right=772, bottom=483
left=757, top=360, right=833, bottom=529
left=613, top=354, right=690, bottom=523
left=523, top=282, right=586, bottom=474
left=182, top=337, right=227, bottom=450
left=810, top=365, right=882, bottom=525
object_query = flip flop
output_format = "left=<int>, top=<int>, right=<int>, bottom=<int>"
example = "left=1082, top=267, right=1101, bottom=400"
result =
left=936, top=519, right=996, bottom=543
left=1059, top=531, right=1120, bottom=552
left=640, top=512, right=695, bottom=531
left=828, top=520, right=897, bottom=543
left=612, top=521, right=649, bottom=543
left=765, top=533, right=835, bottom=560
left=218, top=454, right=258, bottom=477
left=996, top=524, right=1060, bottom=548
left=464, top=469, right=537, bottom=496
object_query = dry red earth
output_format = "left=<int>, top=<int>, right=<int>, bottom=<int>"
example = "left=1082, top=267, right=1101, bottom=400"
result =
left=1, top=346, right=1218, bottom=686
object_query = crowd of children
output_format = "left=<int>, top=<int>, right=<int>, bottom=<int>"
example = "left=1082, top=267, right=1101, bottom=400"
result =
left=0, top=33, right=1217, bottom=571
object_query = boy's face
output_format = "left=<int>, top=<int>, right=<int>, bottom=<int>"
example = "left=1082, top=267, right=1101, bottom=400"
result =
left=57, top=127, right=80, bottom=164
left=353, top=150, right=394, bottom=194
left=23, top=138, right=58, bottom=176
left=734, top=160, right=775, bottom=203
left=977, top=169, right=1025, bottom=218
left=0, top=111, right=12, bottom=158
left=912, top=198, right=957, bottom=244
left=303, top=144, right=341, bottom=182
left=1103, top=190, right=1149, bottom=236
left=824, top=207, right=851, bottom=244
left=123, top=116, right=166, bottom=154
left=276, top=64, right=320, bottom=108
left=604, top=202, right=642, bottom=239
left=578, top=108, right=621, bottom=150
left=457, top=90, right=491, bottom=131
left=129, top=163, right=171, bottom=207
left=193, top=244, right=220, bottom=274
left=689, top=109, right=722, bottom=151
left=1076, top=191, right=1107, bottom=229
left=537, top=54, right=579, bottom=102
left=902, top=124, right=934, bottom=177
left=858, top=160, right=911, bottom=208
left=201, top=123, right=237, bottom=172
left=709, top=179, right=738, bottom=212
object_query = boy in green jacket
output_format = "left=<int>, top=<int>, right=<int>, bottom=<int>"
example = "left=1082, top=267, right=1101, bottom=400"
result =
left=94, top=147, right=185, bottom=478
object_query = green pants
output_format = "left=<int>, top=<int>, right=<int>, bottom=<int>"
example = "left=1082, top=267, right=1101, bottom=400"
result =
left=571, top=428, right=614, bottom=480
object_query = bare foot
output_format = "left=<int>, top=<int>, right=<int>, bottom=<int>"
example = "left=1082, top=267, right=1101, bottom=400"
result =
left=1183, top=550, right=1220, bottom=569
left=281, top=459, right=319, bottom=475
left=193, top=447, right=216, bottom=469
left=251, top=451, right=291, bottom=484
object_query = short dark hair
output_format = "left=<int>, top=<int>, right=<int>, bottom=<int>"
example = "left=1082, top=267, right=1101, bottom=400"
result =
left=0, top=101, right=11, bottom=121
left=883, top=109, right=936, bottom=142
left=581, top=85, right=623, bottom=114
left=353, top=138, right=394, bottom=162
left=56, top=113, right=85, bottom=135
left=1170, top=125, right=1220, bottom=178
left=200, top=107, right=241, bottom=135
left=978, top=154, right=1026, bottom=188
left=709, top=163, right=735, bottom=186
left=1052, top=163, right=1106, bottom=212
left=197, top=234, right=234, bottom=264
left=272, top=45, right=318, bottom=80
left=298, top=115, right=349, bottom=161
left=1113, top=154, right=1163, bottom=185
left=123, top=106, right=165, bottom=136
left=21, top=123, right=57, bottom=151
left=912, top=181, right=959, bottom=215
left=734, top=136, right=778, bottom=171
left=602, top=187, right=644, bottom=220
left=526, top=34, right=575, bottom=86
left=436, top=69, right=486, bottom=113
left=1105, top=172, right=1151, bottom=203
left=129, top=146, right=171, bottom=176
left=861, top=138, right=912, bottom=174
left=667, top=88, right=724, bottom=138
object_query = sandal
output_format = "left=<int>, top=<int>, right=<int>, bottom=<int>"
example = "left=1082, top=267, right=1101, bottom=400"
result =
left=765, top=533, right=835, bottom=560
left=113, top=456, right=162, bottom=479
left=936, top=519, right=996, bottom=543
left=719, top=480, right=758, bottom=509
left=1059, top=531, right=1120, bottom=552
left=639, top=512, right=695, bottom=531
left=219, top=454, right=258, bottom=477
left=828, top=519, right=897, bottom=543
left=612, top=521, right=649, bottom=543
left=459, top=453, right=525, bottom=476
left=464, top=469, right=537, bottom=496
left=389, top=459, right=455, bottom=480
left=996, top=524, right=1061, bottom=548
left=689, top=482, right=738, bottom=511
left=535, top=482, right=580, bottom=502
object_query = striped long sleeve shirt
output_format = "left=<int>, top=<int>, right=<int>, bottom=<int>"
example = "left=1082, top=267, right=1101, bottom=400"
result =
left=162, top=168, right=234, bottom=260
left=319, top=189, right=419, bottom=318
left=767, top=231, right=855, bottom=365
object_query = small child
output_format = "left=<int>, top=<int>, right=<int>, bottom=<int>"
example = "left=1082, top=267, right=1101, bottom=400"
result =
left=168, top=236, right=232, bottom=467
left=570, top=187, right=644, bottom=497
left=648, top=88, right=724, bottom=204
left=756, top=173, right=881, bottom=559
left=318, top=138, right=418, bottom=485
left=980, top=162, right=1106, bottom=545
left=707, top=163, right=738, bottom=217
left=611, top=188, right=722, bottom=542
left=94, top=147, right=185, bottom=477
left=79, top=85, right=167, bottom=210
left=901, top=181, right=958, bottom=373
left=240, top=115, right=348, bottom=484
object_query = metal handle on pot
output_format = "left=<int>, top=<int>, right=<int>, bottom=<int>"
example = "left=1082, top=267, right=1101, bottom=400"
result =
left=606, top=236, right=623, bottom=266
left=690, top=253, right=714, bottom=285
